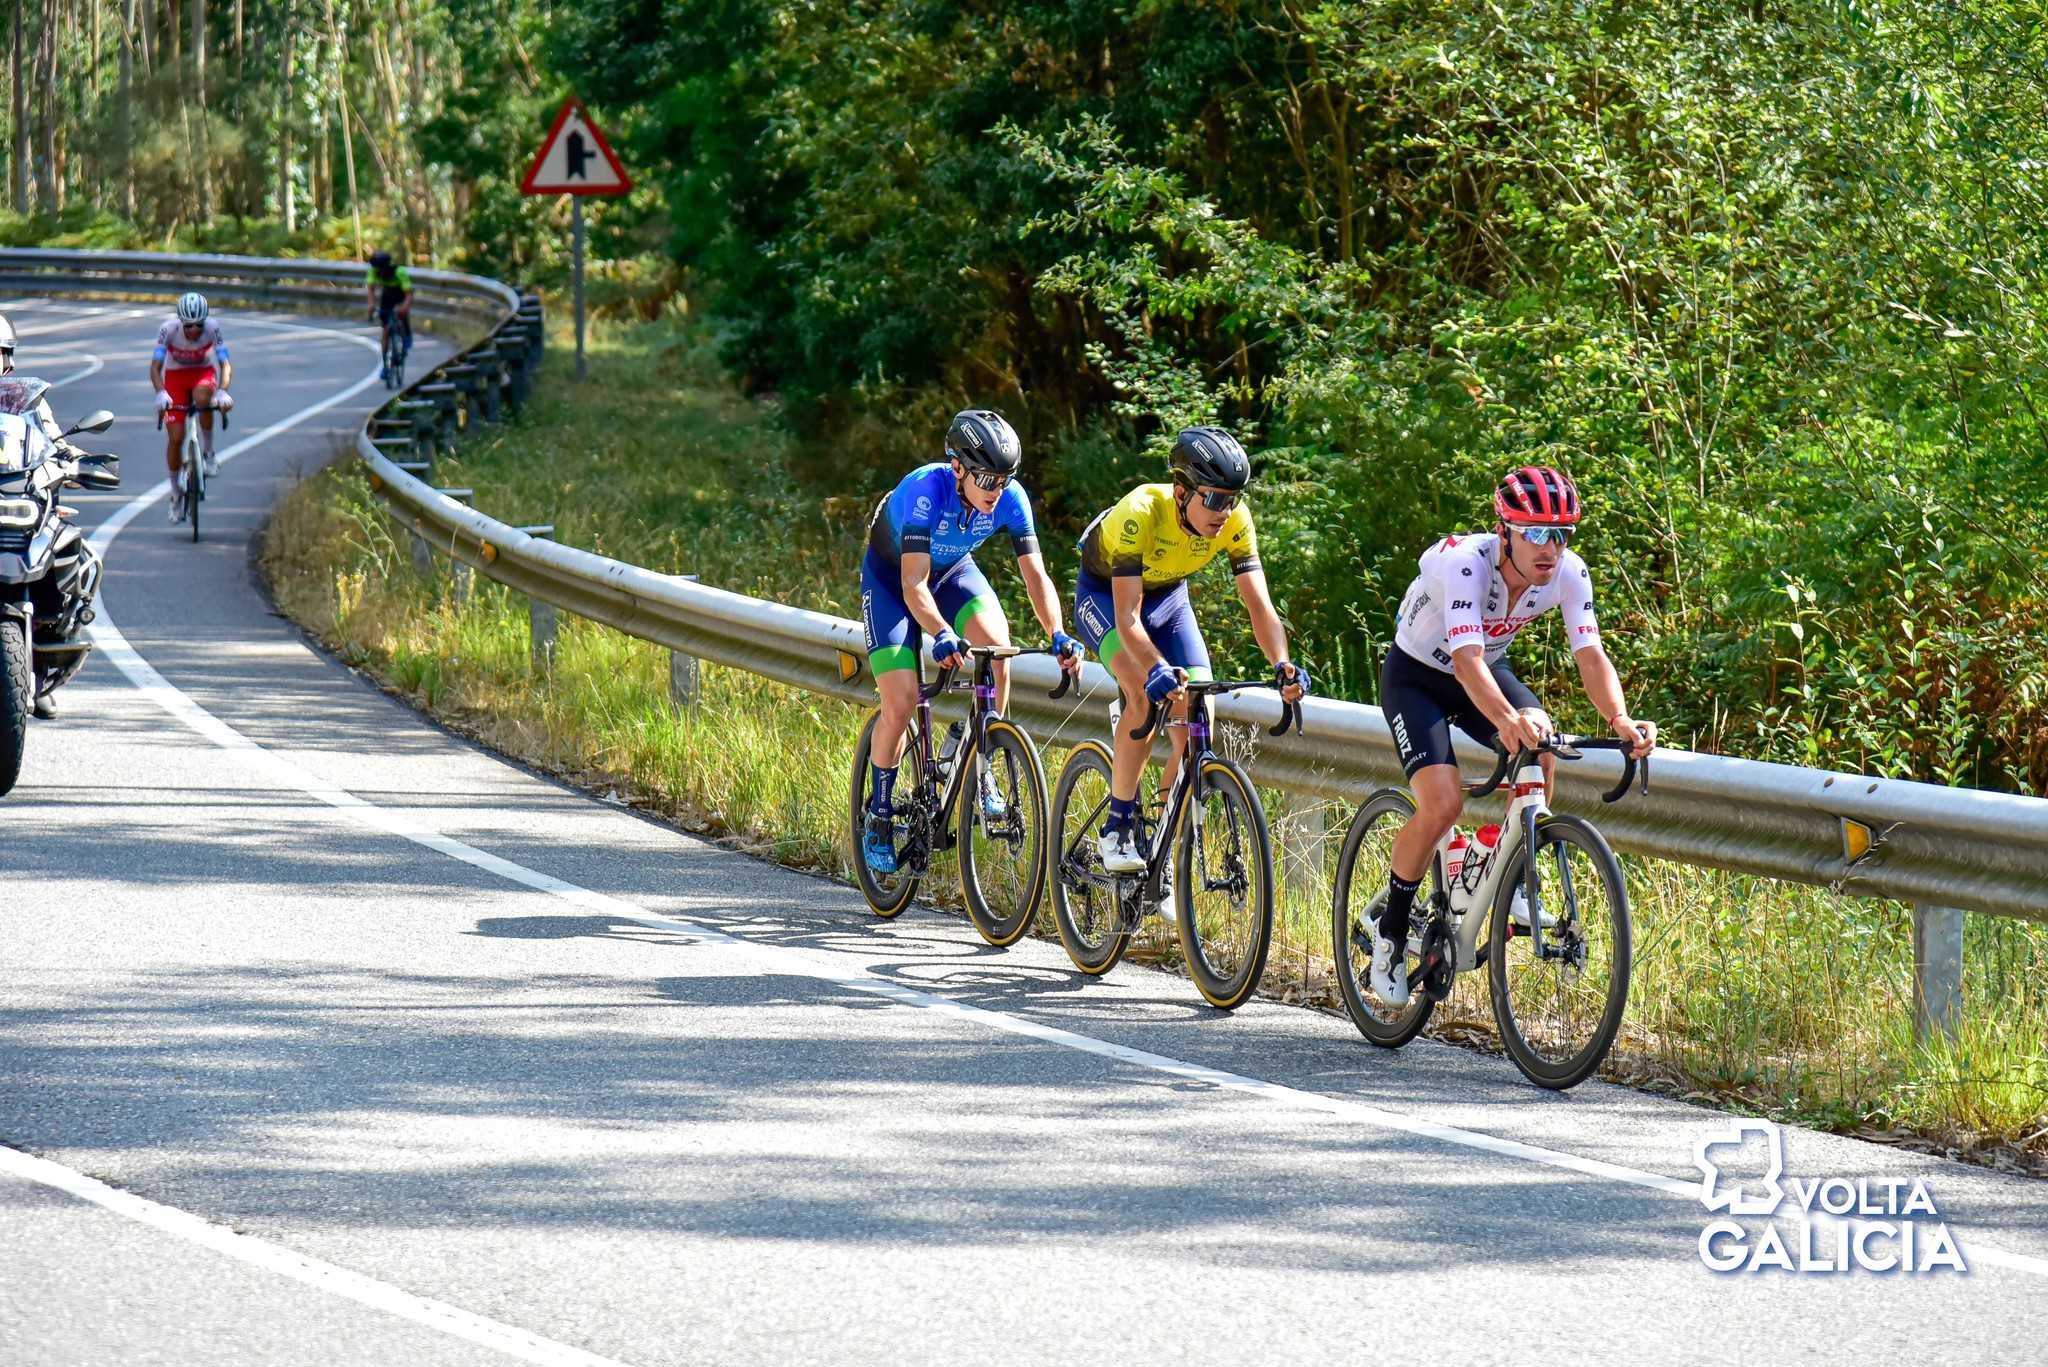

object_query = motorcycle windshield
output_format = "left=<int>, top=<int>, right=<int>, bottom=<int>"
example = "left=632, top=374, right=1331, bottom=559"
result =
left=0, top=411, right=45, bottom=473
left=0, top=377, right=53, bottom=417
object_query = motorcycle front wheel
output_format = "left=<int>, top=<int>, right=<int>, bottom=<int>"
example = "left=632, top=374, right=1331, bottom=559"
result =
left=0, top=617, right=30, bottom=796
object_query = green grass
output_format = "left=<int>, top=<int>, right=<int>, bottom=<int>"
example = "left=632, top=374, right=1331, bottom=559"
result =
left=264, top=313, right=2048, bottom=1175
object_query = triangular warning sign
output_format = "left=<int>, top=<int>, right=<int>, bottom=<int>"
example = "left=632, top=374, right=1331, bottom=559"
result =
left=520, top=97, right=632, bottom=197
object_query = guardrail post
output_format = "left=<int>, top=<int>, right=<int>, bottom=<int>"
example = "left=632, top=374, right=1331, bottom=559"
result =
left=497, top=335, right=531, bottom=415
left=1912, top=903, right=1964, bottom=1042
left=469, top=349, right=503, bottom=424
left=1271, top=790, right=1329, bottom=913
left=410, top=525, right=435, bottom=580
left=669, top=574, right=701, bottom=715
left=521, top=525, right=558, bottom=673
left=519, top=290, right=545, bottom=363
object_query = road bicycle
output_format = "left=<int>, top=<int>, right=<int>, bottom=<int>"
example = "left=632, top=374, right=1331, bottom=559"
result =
left=1049, top=679, right=1301, bottom=1011
left=158, top=400, right=227, bottom=543
left=378, top=311, right=411, bottom=389
left=849, top=645, right=1070, bottom=946
left=1330, top=733, right=1649, bottom=1089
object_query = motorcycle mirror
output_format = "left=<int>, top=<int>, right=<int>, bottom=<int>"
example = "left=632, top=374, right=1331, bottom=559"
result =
left=64, top=410, right=115, bottom=436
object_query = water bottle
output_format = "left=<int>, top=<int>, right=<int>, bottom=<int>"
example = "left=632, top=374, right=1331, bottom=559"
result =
left=1443, top=830, right=1470, bottom=888
left=1464, top=823, right=1503, bottom=894
left=937, top=720, right=965, bottom=778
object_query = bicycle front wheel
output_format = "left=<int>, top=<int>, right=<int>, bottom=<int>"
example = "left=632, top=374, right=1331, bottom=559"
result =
left=956, top=717, right=1049, bottom=947
left=1173, top=755, right=1274, bottom=1011
left=1049, top=740, right=1130, bottom=975
left=849, top=709, right=923, bottom=917
left=187, top=451, right=202, bottom=543
left=1330, top=788, right=1436, bottom=1048
left=1486, top=812, right=1631, bottom=1090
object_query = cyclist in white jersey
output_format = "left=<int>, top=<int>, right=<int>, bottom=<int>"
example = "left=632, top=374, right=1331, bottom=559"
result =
left=1367, top=465, right=1656, bottom=1007
left=149, top=292, right=233, bottom=523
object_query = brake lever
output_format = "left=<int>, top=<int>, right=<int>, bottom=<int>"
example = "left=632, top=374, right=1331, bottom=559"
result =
left=1049, top=669, right=1073, bottom=701
left=1267, top=698, right=1303, bottom=738
left=1130, top=697, right=1163, bottom=741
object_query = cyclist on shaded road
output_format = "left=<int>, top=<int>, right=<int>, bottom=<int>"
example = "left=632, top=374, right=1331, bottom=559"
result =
left=149, top=292, right=232, bottom=524
left=365, top=250, right=414, bottom=378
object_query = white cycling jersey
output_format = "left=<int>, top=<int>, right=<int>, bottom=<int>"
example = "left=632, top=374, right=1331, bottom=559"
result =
left=1393, top=531, right=1601, bottom=673
left=154, top=315, right=228, bottom=370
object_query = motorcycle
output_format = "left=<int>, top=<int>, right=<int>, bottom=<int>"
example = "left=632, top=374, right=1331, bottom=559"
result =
left=0, top=377, right=118, bottom=795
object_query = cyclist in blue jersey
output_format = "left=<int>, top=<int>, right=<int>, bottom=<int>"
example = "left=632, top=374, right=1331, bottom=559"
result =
left=860, top=409, right=1083, bottom=873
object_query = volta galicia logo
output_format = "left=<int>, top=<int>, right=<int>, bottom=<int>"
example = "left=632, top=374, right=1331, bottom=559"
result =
left=1693, top=1120, right=1967, bottom=1275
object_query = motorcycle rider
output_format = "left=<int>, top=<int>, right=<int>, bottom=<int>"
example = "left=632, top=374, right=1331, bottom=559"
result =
left=0, top=311, right=110, bottom=721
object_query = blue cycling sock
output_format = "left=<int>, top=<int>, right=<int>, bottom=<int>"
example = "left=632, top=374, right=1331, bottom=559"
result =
left=1102, top=795, right=1138, bottom=836
left=868, top=764, right=897, bottom=816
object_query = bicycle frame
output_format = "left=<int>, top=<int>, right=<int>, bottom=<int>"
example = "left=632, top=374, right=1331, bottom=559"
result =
left=1418, top=736, right=1649, bottom=979
left=1066, top=682, right=1300, bottom=906
left=896, top=645, right=1071, bottom=871
left=1432, top=758, right=1549, bottom=973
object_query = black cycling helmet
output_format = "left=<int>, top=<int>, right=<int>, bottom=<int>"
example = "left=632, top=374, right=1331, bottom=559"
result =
left=944, top=409, right=1023, bottom=474
left=1169, top=426, right=1252, bottom=492
left=369, top=249, right=393, bottom=270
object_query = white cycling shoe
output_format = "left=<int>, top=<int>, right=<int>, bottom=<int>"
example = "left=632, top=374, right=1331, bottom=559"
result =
left=1152, top=859, right=1176, bottom=920
left=1507, top=888, right=1558, bottom=932
left=202, top=449, right=219, bottom=478
left=1369, top=933, right=1411, bottom=1008
left=1097, top=826, right=1145, bottom=873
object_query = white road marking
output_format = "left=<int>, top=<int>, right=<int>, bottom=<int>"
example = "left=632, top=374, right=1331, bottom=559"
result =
left=0, top=1145, right=641, bottom=1367
left=44, top=352, right=104, bottom=388
left=12, top=306, right=150, bottom=337
left=48, top=307, right=2048, bottom=1305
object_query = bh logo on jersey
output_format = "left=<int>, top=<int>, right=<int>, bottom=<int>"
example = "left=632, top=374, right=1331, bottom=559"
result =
left=1693, top=1120, right=1967, bottom=1275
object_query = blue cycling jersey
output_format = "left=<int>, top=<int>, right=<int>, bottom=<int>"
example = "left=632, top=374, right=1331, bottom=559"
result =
left=864, top=462, right=1039, bottom=570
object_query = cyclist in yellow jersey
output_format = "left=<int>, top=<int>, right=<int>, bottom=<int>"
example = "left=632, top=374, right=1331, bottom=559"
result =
left=1072, top=427, right=1307, bottom=877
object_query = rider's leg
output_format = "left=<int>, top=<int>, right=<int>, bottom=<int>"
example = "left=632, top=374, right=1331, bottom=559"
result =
left=862, top=551, right=922, bottom=803
left=1140, top=582, right=1208, bottom=809
left=936, top=558, right=1010, bottom=709
left=192, top=380, right=216, bottom=454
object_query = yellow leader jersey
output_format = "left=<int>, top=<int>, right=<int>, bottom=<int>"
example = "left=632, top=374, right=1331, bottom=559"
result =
left=1079, top=483, right=1260, bottom=589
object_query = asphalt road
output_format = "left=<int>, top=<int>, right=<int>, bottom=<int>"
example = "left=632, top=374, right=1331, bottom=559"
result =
left=2, top=299, right=2045, bottom=1367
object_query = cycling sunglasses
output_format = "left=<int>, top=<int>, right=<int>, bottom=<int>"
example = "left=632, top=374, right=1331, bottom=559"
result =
left=1192, top=487, right=1242, bottom=514
left=965, top=469, right=1011, bottom=492
left=1515, top=524, right=1574, bottom=546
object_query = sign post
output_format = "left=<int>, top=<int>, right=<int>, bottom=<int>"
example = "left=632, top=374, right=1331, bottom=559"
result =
left=520, top=95, right=632, bottom=382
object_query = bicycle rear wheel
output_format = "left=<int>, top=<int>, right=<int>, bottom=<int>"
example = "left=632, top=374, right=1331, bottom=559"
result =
left=957, top=717, right=1049, bottom=947
left=1049, top=740, right=1131, bottom=975
left=1486, top=813, right=1631, bottom=1089
left=849, top=709, right=924, bottom=917
left=1173, top=755, right=1274, bottom=1011
left=1330, top=788, right=1436, bottom=1047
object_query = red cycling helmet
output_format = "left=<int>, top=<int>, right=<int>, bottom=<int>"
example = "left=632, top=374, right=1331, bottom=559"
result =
left=1494, top=465, right=1581, bottom=526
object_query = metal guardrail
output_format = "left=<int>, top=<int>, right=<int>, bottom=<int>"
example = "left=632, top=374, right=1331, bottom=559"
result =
left=24, top=250, right=2044, bottom=1040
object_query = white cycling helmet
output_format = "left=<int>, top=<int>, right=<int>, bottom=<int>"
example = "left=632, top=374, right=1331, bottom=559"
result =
left=176, top=292, right=209, bottom=324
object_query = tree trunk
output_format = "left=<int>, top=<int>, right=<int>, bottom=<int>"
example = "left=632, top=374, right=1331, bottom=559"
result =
left=322, top=0, right=359, bottom=255
left=9, top=2, right=25, bottom=214
left=35, top=0, right=56, bottom=214
left=274, top=14, right=291, bottom=230
left=190, top=0, right=209, bottom=220
left=119, top=0, right=134, bottom=218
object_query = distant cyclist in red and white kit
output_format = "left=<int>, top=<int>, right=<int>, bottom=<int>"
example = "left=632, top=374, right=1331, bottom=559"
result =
left=149, top=291, right=234, bottom=523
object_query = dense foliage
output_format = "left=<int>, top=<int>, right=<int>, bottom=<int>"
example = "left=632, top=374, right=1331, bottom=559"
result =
left=17, top=1, right=2044, bottom=788
left=531, top=0, right=2048, bottom=790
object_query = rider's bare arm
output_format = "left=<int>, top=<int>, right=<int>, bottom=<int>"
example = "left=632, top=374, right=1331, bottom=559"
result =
left=1016, top=551, right=1067, bottom=642
left=897, top=551, right=951, bottom=639
left=1232, top=566, right=1302, bottom=700
left=1572, top=643, right=1656, bottom=758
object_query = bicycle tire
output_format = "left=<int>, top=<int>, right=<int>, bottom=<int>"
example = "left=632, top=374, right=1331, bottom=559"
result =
left=1049, top=740, right=1131, bottom=975
left=0, top=617, right=28, bottom=797
left=848, top=709, right=923, bottom=918
left=956, top=717, right=1049, bottom=948
left=1486, top=812, right=1632, bottom=1090
left=1173, top=754, right=1274, bottom=1011
left=187, top=441, right=202, bottom=544
left=1330, top=787, right=1436, bottom=1047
